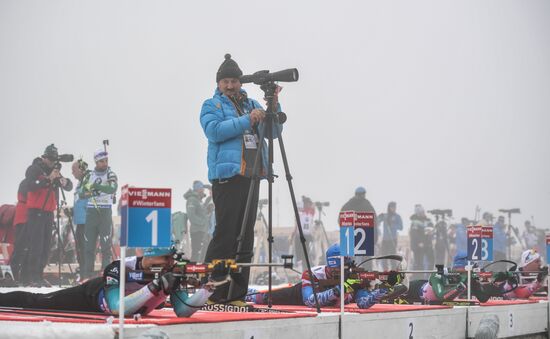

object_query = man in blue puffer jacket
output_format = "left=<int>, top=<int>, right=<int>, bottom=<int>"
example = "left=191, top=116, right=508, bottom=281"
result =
left=200, top=53, right=282, bottom=305
left=72, top=159, right=89, bottom=280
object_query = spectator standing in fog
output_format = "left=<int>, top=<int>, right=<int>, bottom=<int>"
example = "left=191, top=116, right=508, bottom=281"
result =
left=377, top=201, right=402, bottom=270
left=184, top=180, right=209, bottom=261
left=409, top=204, right=433, bottom=276
left=493, top=216, right=507, bottom=261
left=340, top=186, right=377, bottom=269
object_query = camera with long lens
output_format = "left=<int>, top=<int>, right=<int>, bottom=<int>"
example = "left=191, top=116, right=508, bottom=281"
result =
left=315, top=201, right=330, bottom=209
left=52, top=154, right=75, bottom=170
left=240, top=69, right=299, bottom=85
left=427, top=209, right=453, bottom=218
left=48, top=149, right=73, bottom=187
left=498, top=208, right=521, bottom=214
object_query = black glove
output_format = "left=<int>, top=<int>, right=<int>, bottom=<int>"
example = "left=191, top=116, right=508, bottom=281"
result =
left=149, top=272, right=180, bottom=294
left=537, top=266, right=548, bottom=283
left=387, top=271, right=403, bottom=286
left=342, top=267, right=351, bottom=281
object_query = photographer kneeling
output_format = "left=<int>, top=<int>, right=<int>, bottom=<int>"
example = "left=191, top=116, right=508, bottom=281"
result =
left=0, top=247, right=230, bottom=317
left=18, top=144, right=73, bottom=286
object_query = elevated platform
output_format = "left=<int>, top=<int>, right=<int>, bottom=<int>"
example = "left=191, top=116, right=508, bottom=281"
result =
left=0, top=300, right=547, bottom=338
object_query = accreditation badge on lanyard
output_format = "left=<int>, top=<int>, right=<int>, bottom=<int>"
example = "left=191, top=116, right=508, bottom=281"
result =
left=243, top=132, right=258, bottom=149
left=241, top=102, right=259, bottom=149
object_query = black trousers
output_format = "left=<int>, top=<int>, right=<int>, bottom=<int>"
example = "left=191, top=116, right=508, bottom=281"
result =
left=9, top=223, right=26, bottom=281
left=82, top=208, right=112, bottom=279
left=75, top=224, right=86, bottom=272
left=205, top=175, right=259, bottom=302
left=260, top=283, right=304, bottom=305
left=0, top=277, right=104, bottom=312
left=19, top=209, right=54, bottom=283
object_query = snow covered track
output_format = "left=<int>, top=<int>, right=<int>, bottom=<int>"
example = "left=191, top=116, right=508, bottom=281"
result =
left=0, top=301, right=547, bottom=338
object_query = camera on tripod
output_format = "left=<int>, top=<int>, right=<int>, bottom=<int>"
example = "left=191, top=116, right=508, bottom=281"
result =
left=315, top=201, right=330, bottom=209
left=240, top=69, right=299, bottom=85
left=498, top=208, right=521, bottom=214
left=52, top=154, right=74, bottom=169
left=259, top=199, right=269, bottom=207
left=427, top=209, right=453, bottom=218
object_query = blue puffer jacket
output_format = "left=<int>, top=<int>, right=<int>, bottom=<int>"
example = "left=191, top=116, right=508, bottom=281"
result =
left=73, top=181, right=88, bottom=225
left=200, top=88, right=281, bottom=181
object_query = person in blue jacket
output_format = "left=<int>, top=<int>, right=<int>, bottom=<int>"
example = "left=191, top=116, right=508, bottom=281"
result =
left=71, top=159, right=89, bottom=279
left=200, top=53, right=282, bottom=306
left=378, top=201, right=403, bottom=270
left=246, top=244, right=402, bottom=309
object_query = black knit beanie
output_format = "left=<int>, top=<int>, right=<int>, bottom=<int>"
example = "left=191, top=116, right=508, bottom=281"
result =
left=216, top=53, right=243, bottom=82
left=43, top=144, right=58, bottom=160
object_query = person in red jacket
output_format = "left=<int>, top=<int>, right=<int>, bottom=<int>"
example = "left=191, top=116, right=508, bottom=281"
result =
left=9, top=179, right=29, bottom=281
left=18, top=144, right=72, bottom=286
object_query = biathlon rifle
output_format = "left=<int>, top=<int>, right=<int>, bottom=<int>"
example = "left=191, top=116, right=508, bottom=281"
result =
left=319, top=255, right=405, bottom=289
left=433, top=260, right=522, bottom=300
left=146, top=252, right=294, bottom=289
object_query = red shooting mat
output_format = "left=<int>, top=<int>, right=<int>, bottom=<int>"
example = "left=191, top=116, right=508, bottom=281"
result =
left=529, top=296, right=548, bottom=301
left=479, top=299, right=537, bottom=306
left=0, top=308, right=315, bottom=325
left=257, top=303, right=451, bottom=313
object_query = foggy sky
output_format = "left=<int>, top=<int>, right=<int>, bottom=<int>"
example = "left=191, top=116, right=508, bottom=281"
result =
left=1, top=0, right=549, bottom=232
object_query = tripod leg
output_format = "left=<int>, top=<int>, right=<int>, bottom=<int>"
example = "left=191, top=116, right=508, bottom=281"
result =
left=266, top=118, right=275, bottom=307
left=225, top=121, right=268, bottom=301
left=275, top=130, right=321, bottom=313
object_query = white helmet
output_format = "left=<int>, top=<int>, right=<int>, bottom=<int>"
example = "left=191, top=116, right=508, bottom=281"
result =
left=520, top=249, right=541, bottom=269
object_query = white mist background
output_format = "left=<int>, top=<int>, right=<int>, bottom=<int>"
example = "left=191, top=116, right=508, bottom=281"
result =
left=1, top=1, right=549, bottom=234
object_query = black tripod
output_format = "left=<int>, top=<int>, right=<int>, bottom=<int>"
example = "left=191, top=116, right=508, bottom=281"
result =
left=255, top=200, right=269, bottom=262
left=250, top=200, right=275, bottom=284
left=314, top=202, right=331, bottom=248
left=46, top=178, right=78, bottom=286
left=227, top=81, right=321, bottom=312
left=25, top=174, right=76, bottom=287
left=432, top=215, right=450, bottom=266
left=500, top=208, right=522, bottom=260
left=55, top=185, right=79, bottom=283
